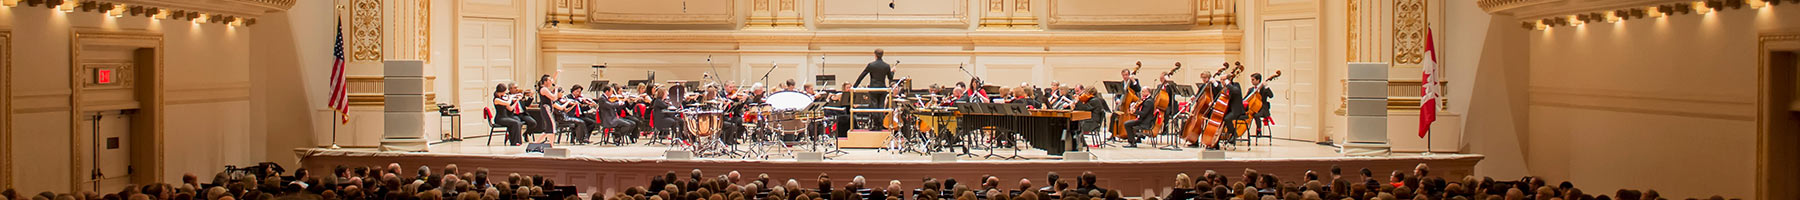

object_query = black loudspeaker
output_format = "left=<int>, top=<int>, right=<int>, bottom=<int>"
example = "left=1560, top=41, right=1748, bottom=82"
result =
left=525, top=143, right=552, bottom=153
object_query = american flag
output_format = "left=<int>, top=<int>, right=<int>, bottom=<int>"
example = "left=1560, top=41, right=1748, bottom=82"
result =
left=328, top=21, right=350, bottom=124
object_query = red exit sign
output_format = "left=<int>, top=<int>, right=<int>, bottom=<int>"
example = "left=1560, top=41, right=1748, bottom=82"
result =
left=95, top=69, right=114, bottom=84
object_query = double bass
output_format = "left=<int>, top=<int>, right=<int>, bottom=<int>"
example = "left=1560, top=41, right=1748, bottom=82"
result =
left=1110, top=62, right=1146, bottom=139
left=1199, top=62, right=1244, bottom=149
left=1181, top=65, right=1233, bottom=143
left=1143, top=62, right=1182, bottom=135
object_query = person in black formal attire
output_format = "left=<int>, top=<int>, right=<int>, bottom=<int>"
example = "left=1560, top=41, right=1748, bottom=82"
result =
left=650, top=85, right=684, bottom=137
left=1246, top=73, right=1276, bottom=141
left=596, top=86, right=639, bottom=144
left=492, top=84, right=535, bottom=146
left=1073, top=89, right=1108, bottom=134
left=852, top=49, right=895, bottom=131
left=566, top=85, right=601, bottom=144
left=1123, top=69, right=1177, bottom=147
left=1216, top=73, right=1247, bottom=150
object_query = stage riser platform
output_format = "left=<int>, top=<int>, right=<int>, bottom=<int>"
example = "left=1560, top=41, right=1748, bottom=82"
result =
left=299, top=150, right=1481, bottom=198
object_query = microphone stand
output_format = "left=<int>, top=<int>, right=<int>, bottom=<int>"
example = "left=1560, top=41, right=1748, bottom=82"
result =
left=706, top=55, right=722, bottom=84
left=759, top=62, right=779, bottom=86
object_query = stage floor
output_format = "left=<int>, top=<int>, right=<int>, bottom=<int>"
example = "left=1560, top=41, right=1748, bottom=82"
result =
left=422, top=135, right=1390, bottom=161
left=301, top=135, right=1481, bottom=197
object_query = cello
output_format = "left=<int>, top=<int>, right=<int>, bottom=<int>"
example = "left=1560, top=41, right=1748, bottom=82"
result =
left=1110, top=62, right=1146, bottom=139
left=1244, top=71, right=1282, bottom=120
left=1199, top=62, right=1244, bottom=149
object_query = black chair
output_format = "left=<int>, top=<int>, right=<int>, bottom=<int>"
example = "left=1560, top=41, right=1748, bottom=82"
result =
left=483, top=108, right=508, bottom=146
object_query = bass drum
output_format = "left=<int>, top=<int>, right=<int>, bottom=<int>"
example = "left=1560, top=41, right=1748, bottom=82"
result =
left=764, top=91, right=814, bottom=111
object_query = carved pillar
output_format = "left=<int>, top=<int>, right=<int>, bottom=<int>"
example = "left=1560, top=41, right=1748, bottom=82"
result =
left=979, top=0, right=1007, bottom=29
left=547, top=0, right=588, bottom=25
left=979, top=0, right=1036, bottom=30
left=1198, top=0, right=1235, bottom=28
left=746, top=0, right=802, bottom=29
left=1008, top=0, right=1037, bottom=29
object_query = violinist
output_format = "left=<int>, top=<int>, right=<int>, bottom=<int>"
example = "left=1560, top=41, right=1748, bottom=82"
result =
left=1072, top=88, right=1108, bottom=134
left=596, top=86, right=639, bottom=144
left=493, top=83, right=536, bottom=146
left=566, top=85, right=600, bottom=144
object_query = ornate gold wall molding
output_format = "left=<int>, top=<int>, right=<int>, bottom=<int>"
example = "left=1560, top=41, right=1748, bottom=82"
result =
left=1476, top=0, right=1562, bottom=13
left=814, top=0, right=968, bottom=26
left=1, top=31, right=11, bottom=191
left=1347, top=0, right=1358, bottom=62
left=590, top=0, right=736, bottom=24
left=1393, top=0, right=1425, bottom=64
left=350, top=0, right=383, bottom=62
left=1047, top=0, right=1207, bottom=26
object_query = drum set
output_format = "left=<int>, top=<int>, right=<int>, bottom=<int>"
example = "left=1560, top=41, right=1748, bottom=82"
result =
left=670, top=90, right=840, bottom=159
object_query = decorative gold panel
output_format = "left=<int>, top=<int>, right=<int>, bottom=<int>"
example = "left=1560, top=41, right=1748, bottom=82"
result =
left=351, top=0, right=383, bottom=61
left=417, top=0, right=429, bottom=63
left=1393, top=0, right=1426, bottom=64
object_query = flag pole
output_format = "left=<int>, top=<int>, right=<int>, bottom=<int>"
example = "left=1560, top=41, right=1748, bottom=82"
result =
left=330, top=5, right=347, bottom=149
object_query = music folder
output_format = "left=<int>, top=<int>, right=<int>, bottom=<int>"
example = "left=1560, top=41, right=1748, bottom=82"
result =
left=1102, top=81, right=1123, bottom=94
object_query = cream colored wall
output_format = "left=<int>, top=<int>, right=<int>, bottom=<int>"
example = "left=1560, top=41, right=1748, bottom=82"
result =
left=1514, top=6, right=1800, bottom=198
left=252, top=0, right=333, bottom=168
left=3, top=5, right=256, bottom=193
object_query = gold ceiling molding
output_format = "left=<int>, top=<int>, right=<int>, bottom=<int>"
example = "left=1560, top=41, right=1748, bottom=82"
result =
left=109, top=0, right=296, bottom=17
left=539, top=29, right=1243, bottom=46
left=1476, top=0, right=1562, bottom=13
left=1393, top=0, right=1426, bottom=64
left=350, top=0, right=383, bottom=62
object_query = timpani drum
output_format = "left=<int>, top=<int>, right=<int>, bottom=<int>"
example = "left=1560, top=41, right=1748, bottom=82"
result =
left=684, top=110, right=725, bottom=137
left=761, top=91, right=815, bottom=135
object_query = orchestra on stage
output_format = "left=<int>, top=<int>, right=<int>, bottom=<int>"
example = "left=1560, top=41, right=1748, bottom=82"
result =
left=485, top=49, right=1282, bottom=159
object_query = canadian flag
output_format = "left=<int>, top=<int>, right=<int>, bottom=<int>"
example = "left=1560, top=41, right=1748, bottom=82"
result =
left=1419, top=28, right=1440, bottom=138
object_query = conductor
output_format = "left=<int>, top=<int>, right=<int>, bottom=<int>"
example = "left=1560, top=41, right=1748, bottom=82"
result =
left=853, top=49, right=895, bottom=88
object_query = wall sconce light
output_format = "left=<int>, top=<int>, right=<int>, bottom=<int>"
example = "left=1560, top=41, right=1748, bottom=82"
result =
left=191, top=13, right=208, bottom=24
left=228, top=17, right=245, bottom=26
left=1605, top=11, right=1623, bottom=23
left=1697, top=1, right=1717, bottom=14
left=1568, top=15, right=1585, bottom=26
left=105, top=3, right=126, bottom=18
left=55, top=0, right=76, bottom=12
left=1, top=0, right=18, bottom=7
left=152, top=8, right=169, bottom=19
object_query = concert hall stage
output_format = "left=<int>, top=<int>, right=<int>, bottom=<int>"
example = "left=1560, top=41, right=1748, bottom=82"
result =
left=298, top=138, right=1482, bottom=198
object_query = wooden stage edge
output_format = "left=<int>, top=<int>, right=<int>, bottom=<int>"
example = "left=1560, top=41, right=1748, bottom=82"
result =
left=296, top=148, right=1484, bottom=198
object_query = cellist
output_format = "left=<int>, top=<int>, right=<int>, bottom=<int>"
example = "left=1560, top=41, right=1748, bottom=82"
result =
left=1245, top=73, right=1276, bottom=141
left=1217, top=63, right=1249, bottom=149
left=1123, top=66, right=1179, bottom=147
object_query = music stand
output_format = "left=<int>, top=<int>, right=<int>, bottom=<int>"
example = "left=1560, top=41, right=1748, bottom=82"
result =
left=999, top=104, right=1029, bottom=115
left=956, top=103, right=988, bottom=114
left=1101, top=81, right=1123, bottom=94
left=590, top=80, right=610, bottom=96
left=1172, top=85, right=1194, bottom=96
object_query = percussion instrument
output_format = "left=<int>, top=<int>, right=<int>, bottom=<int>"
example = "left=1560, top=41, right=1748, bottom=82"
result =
left=684, top=110, right=726, bottom=137
left=764, top=91, right=815, bottom=111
